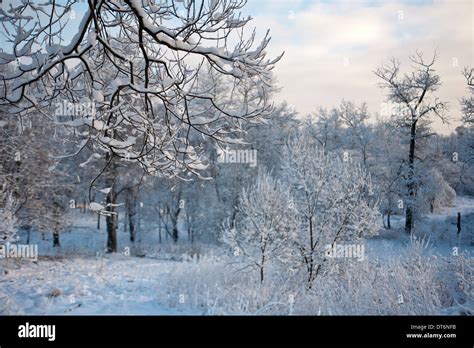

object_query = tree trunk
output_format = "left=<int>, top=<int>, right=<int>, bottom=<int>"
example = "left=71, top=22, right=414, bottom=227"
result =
left=106, top=155, right=117, bottom=253
left=106, top=206, right=117, bottom=253
left=127, top=187, right=139, bottom=243
left=260, top=238, right=265, bottom=283
left=123, top=207, right=128, bottom=234
left=186, top=209, right=195, bottom=244
left=172, top=225, right=179, bottom=244
left=97, top=213, right=101, bottom=230
left=457, top=212, right=461, bottom=235
left=405, top=122, right=416, bottom=235
left=26, top=226, right=31, bottom=244
left=170, top=195, right=181, bottom=244
left=307, top=216, right=314, bottom=287
left=230, top=209, right=238, bottom=230
left=52, top=230, right=60, bottom=247
left=129, top=213, right=135, bottom=242
left=387, top=211, right=391, bottom=229
left=158, top=221, right=162, bottom=244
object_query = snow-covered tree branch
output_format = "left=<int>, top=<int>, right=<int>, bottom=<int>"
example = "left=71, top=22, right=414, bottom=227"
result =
left=0, top=0, right=282, bottom=177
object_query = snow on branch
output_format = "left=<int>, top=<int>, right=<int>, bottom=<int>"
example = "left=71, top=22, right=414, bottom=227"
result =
left=0, top=0, right=282, bottom=177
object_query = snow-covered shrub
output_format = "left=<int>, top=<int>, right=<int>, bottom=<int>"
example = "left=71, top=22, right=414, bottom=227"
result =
left=149, top=238, right=466, bottom=315
left=276, top=238, right=440, bottom=315
left=0, top=289, right=13, bottom=315
left=281, top=134, right=380, bottom=284
left=221, top=170, right=298, bottom=283
left=0, top=195, right=18, bottom=245
left=418, top=168, right=456, bottom=214
left=438, top=251, right=473, bottom=315
left=152, top=255, right=304, bottom=315
left=299, top=237, right=473, bottom=315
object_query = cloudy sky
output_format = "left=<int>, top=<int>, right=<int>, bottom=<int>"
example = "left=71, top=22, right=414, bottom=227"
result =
left=244, top=0, right=473, bottom=134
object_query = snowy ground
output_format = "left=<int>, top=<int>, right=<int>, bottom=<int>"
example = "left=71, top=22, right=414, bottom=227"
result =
left=0, top=255, right=188, bottom=315
left=1, top=197, right=473, bottom=315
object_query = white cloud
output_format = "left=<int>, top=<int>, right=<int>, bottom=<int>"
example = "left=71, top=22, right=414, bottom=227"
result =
left=250, top=0, right=473, bottom=134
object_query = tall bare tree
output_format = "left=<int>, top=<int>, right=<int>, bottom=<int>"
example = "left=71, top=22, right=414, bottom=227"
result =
left=375, top=51, right=448, bottom=234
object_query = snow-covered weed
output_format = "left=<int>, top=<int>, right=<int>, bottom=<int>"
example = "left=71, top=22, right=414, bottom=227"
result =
left=1, top=241, right=471, bottom=315
left=149, top=241, right=471, bottom=315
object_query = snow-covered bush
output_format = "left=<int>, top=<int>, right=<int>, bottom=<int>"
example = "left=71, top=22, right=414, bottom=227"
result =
left=0, top=195, right=18, bottom=245
left=281, top=134, right=380, bottom=284
left=418, top=168, right=456, bottom=214
left=148, top=238, right=470, bottom=315
left=439, top=251, right=473, bottom=315
left=296, top=237, right=472, bottom=315
left=0, top=290, right=13, bottom=315
left=222, top=170, right=298, bottom=283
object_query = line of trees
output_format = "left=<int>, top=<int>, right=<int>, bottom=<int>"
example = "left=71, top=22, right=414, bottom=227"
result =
left=0, top=1, right=472, bottom=263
